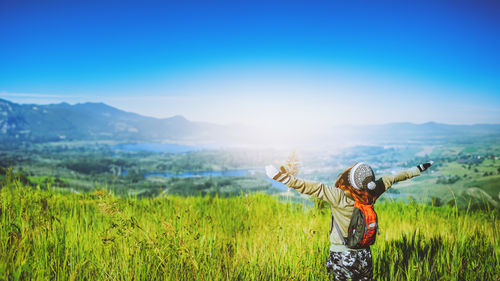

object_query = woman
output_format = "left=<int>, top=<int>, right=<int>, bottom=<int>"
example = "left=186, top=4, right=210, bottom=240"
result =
left=265, top=161, right=433, bottom=281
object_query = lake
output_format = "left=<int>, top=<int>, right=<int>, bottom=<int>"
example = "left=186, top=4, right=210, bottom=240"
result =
left=145, top=169, right=288, bottom=191
left=116, top=143, right=288, bottom=191
left=145, top=169, right=251, bottom=178
left=114, top=142, right=209, bottom=153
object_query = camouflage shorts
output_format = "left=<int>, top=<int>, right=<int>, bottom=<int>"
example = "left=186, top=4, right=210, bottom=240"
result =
left=326, top=248, right=373, bottom=281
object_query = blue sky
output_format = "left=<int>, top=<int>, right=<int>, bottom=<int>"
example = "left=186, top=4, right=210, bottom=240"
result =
left=1, top=0, right=499, bottom=131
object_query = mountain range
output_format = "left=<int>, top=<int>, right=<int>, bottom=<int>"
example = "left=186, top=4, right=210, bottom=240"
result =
left=0, top=98, right=232, bottom=144
left=1, top=98, right=499, bottom=145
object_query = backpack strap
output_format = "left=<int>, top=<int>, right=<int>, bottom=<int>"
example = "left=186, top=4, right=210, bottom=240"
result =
left=331, top=214, right=346, bottom=245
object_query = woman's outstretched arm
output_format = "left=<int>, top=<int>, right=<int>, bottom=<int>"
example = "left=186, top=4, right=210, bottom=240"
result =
left=373, top=161, right=433, bottom=196
left=266, top=165, right=343, bottom=205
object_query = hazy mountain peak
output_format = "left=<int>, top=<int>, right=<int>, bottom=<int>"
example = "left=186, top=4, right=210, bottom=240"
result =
left=0, top=98, right=15, bottom=106
left=75, top=102, right=115, bottom=109
left=166, top=115, right=188, bottom=121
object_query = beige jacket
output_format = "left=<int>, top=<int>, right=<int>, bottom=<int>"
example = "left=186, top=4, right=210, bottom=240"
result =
left=285, top=167, right=421, bottom=252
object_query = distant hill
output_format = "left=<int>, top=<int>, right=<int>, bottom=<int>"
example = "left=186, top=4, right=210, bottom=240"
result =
left=0, top=98, right=229, bottom=143
left=1, top=98, right=499, bottom=145
left=331, top=122, right=500, bottom=144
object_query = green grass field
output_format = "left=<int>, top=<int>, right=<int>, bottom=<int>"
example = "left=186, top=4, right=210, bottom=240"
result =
left=1, top=177, right=499, bottom=281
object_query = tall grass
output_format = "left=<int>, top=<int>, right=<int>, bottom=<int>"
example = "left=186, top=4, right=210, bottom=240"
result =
left=0, top=179, right=498, bottom=280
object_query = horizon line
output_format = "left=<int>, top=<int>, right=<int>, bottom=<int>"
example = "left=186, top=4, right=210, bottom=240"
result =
left=1, top=97, right=499, bottom=128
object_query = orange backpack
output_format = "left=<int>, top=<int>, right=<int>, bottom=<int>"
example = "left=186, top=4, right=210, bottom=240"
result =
left=332, top=201, right=378, bottom=249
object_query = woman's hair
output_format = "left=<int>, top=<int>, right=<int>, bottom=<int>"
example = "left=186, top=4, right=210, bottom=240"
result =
left=335, top=163, right=356, bottom=188
left=334, top=163, right=379, bottom=205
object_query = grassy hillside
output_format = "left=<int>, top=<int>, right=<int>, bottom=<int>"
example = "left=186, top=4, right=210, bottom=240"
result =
left=1, top=179, right=498, bottom=281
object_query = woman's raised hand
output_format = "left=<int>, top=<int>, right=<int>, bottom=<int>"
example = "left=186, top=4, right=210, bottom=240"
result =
left=417, top=161, right=434, bottom=172
left=265, top=165, right=291, bottom=184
